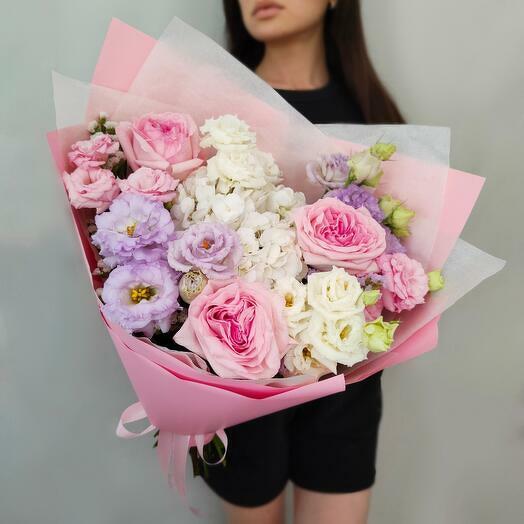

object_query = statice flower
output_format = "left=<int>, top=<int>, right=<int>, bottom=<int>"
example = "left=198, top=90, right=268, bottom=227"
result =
left=167, top=222, right=242, bottom=280
left=306, top=153, right=350, bottom=190
left=101, top=260, right=180, bottom=335
left=92, top=193, right=175, bottom=268
left=326, top=184, right=385, bottom=223
left=383, top=225, right=407, bottom=254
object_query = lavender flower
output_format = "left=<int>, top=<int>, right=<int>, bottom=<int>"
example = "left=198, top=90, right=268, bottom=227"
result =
left=167, top=222, right=242, bottom=279
left=306, top=153, right=350, bottom=190
left=326, top=184, right=385, bottom=223
left=383, top=225, right=407, bottom=254
left=92, top=193, right=175, bottom=268
left=101, top=261, right=180, bottom=335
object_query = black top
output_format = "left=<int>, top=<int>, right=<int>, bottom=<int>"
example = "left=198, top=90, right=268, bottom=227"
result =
left=275, top=80, right=364, bottom=125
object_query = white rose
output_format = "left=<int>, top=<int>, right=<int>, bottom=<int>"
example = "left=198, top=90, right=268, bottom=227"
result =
left=305, top=311, right=368, bottom=373
left=349, top=149, right=383, bottom=185
left=307, top=267, right=364, bottom=320
left=283, top=343, right=331, bottom=379
left=200, top=115, right=256, bottom=152
left=274, top=277, right=311, bottom=338
left=211, top=193, right=245, bottom=224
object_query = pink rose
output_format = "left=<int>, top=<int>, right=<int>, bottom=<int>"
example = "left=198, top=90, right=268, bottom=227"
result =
left=68, top=133, right=120, bottom=169
left=116, top=112, right=203, bottom=177
left=377, top=253, right=429, bottom=313
left=294, top=197, right=386, bottom=274
left=174, top=278, right=290, bottom=379
left=62, top=167, right=120, bottom=213
left=117, top=167, right=178, bottom=203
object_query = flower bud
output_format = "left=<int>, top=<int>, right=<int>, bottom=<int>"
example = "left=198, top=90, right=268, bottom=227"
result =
left=370, top=143, right=396, bottom=161
left=361, top=289, right=381, bottom=306
left=427, top=269, right=445, bottom=292
left=178, top=269, right=208, bottom=303
left=363, top=316, right=399, bottom=353
left=379, top=195, right=415, bottom=238
left=348, top=150, right=383, bottom=186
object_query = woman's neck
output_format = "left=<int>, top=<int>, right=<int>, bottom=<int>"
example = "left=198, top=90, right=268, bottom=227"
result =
left=255, top=25, right=329, bottom=91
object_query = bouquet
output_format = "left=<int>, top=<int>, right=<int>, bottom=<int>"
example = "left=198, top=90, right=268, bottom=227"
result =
left=47, top=17, right=504, bottom=508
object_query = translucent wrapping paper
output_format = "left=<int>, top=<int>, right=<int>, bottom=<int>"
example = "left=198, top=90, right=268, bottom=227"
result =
left=48, top=17, right=505, bottom=504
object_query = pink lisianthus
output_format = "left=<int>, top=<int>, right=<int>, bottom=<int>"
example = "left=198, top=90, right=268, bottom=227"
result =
left=116, top=112, right=203, bottom=178
left=174, top=278, right=290, bottom=379
left=117, top=167, right=178, bottom=203
left=68, top=133, right=120, bottom=169
left=62, top=167, right=120, bottom=213
left=294, top=197, right=386, bottom=275
left=364, top=296, right=385, bottom=322
left=377, top=253, right=429, bottom=313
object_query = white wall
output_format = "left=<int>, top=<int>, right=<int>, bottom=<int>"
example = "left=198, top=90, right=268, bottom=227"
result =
left=1, top=1, right=522, bottom=523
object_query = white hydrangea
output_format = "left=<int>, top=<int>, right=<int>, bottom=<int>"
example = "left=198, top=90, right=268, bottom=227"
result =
left=200, top=114, right=256, bottom=152
left=266, top=185, right=305, bottom=221
left=172, top=114, right=309, bottom=289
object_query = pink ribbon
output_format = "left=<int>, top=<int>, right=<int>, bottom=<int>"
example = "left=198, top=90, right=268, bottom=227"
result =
left=116, top=401, right=228, bottom=513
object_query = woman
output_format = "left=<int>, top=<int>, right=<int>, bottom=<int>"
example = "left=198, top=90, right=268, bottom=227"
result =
left=203, top=2, right=404, bottom=523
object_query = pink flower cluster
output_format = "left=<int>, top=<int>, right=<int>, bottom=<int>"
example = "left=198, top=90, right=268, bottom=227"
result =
left=294, top=197, right=428, bottom=317
left=62, top=112, right=204, bottom=215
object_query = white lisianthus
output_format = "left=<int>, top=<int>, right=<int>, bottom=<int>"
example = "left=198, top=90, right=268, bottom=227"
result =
left=349, top=149, right=383, bottom=186
left=307, top=267, right=365, bottom=320
left=305, top=311, right=368, bottom=373
left=283, top=343, right=331, bottom=379
left=200, top=114, right=256, bottom=152
left=274, top=277, right=311, bottom=338
left=211, top=193, right=245, bottom=224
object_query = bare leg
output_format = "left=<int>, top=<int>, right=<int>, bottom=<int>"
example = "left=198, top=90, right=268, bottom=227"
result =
left=293, top=485, right=372, bottom=524
left=223, top=490, right=286, bottom=524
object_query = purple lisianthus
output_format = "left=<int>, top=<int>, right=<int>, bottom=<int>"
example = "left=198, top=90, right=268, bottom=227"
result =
left=101, top=260, right=180, bottom=335
left=383, top=225, right=407, bottom=254
left=167, top=222, right=242, bottom=279
left=306, top=153, right=350, bottom=190
left=326, top=184, right=385, bottom=223
left=92, top=193, right=175, bottom=268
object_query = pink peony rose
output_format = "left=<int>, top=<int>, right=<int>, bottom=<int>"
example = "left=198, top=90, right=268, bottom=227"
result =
left=117, top=167, right=178, bottom=203
left=116, top=112, right=203, bottom=177
left=68, top=133, right=120, bottom=169
left=174, top=278, right=290, bottom=379
left=294, top=197, right=386, bottom=274
left=377, top=253, right=429, bottom=313
left=62, top=167, right=120, bottom=213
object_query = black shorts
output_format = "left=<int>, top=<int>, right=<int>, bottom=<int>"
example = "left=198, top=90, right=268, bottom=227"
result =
left=202, top=371, right=383, bottom=507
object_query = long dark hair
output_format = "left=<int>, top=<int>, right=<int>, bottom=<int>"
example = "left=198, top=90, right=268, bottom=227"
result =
left=222, top=0, right=404, bottom=124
